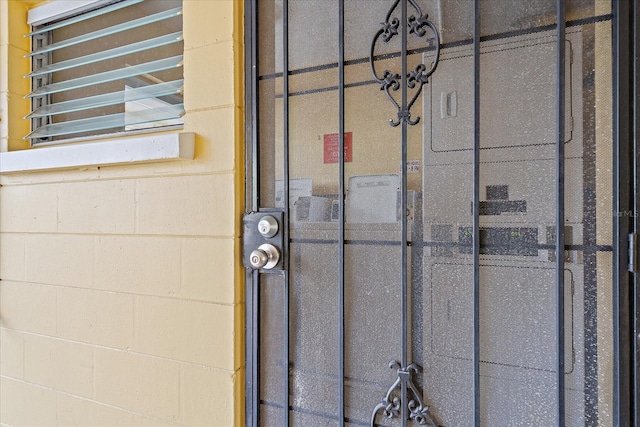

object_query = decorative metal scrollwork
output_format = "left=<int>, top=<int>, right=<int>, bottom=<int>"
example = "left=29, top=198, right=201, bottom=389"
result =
left=370, top=0, right=440, bottom=127
left=371, top=361, right=437, bottom=426
left=369, top=2, right=440, bottom=424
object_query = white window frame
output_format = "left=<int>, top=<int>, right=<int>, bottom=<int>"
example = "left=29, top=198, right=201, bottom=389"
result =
left=28, top=0, right=114, bottom=27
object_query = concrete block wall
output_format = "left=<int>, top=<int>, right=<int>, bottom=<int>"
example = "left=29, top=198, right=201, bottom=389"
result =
left=0, top=1, right=245, bottom=425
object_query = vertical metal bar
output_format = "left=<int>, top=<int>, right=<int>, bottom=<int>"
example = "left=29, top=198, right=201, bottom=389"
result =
left=634, top=4, right=640, bottom=424
left=472, top=0, right=481, bottom=426
left=249, top=0, right=259, bottom=212
left=245, top=1, right=259, bottom=425
left=400, top=0, right=408, bottom=371
left=282, top=0, right=291, bottom=425
left=400, top=1, right=409, bottom=426
left=251, top=269, right=260, bottom=425
left=338, top=0, right=346, bottom=425
left=613, top=1, right=634, bottom=425
left=555, top=1, right=566, bottom=425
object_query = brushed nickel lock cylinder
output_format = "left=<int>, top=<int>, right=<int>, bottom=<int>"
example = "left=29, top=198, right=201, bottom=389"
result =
left=249, top=244, right=280, bottom=270
left=257, top=215, right=279, bottom=238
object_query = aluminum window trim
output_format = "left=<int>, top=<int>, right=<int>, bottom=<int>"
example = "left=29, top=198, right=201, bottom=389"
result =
left=28, top=0, right=116, bottom=26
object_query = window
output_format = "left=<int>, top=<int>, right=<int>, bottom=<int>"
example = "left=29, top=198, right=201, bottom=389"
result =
left=26, top=0, right=184, bottom=145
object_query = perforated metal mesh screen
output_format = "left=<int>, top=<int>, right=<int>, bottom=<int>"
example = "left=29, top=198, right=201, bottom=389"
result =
left=252, top=1, right=617, bottom=425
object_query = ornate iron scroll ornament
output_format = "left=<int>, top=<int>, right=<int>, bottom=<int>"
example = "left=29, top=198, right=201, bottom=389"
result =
left=370, top=1, right=440, bottom=426
left=371, top=361, right=437, bottom=427
left=369, top=0, right=440, bottom=127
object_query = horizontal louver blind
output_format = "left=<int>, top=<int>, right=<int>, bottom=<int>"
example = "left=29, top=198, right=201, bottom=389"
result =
left=25, top=0, right=184, bottom=144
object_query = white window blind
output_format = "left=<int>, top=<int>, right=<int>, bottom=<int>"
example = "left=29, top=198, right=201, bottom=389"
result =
left=25, top=0, right=184, bottom=145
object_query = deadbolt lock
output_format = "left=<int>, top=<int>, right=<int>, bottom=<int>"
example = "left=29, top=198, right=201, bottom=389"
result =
left=257, top=215, right=279, bottom=238
left=242, top=210, right=285, bottom=271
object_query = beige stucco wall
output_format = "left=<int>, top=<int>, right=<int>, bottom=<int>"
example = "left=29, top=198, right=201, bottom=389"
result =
left=0, top=1, right=245, bottom=425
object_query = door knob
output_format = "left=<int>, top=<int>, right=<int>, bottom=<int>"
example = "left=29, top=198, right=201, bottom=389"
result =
left=249, top=243, right=280, bottom=270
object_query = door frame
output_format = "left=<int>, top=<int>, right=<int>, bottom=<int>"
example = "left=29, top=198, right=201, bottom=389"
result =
left=613, top=1, right=639, bottom=425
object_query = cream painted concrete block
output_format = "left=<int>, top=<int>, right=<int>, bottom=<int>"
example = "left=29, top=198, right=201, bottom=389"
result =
left=8, top=91, right=31, bottom=142
left=7, top=1, right=30, bottom=50
left=0, top=377, right=57, bottom=426
left=136, top=174, right=235, bottom=236
left=130, top=414, right=183, bottom=427
left=0, top=232, right=25, bottom=281
left=180, top=364, right=235, bottom=426
left=0, top=10, right=6, bottom=89
left=0, top=183, right=58, bottom=232
left=0, top=86, right=8, bottom=143
left=0, top=328, right=24, bottom=379
left=7, top=2, right=38, bottom=143
left=133, top=296, right=234, bottom=368
left=97, top=162, right=185, bottom=180
left=184, top=40, right=235, bottom=110
left=23, top=334, right=94, bottom=398
left=0, top=281, right=57, bottom=335
left=57, top=180, right=135, bottom=234
left=181, top=237, right=235, bottom=304
left=7, top=136, right=31, bottom=151
left=7, top=45, right=30, bottom=96
left=0, top=166, right=101, bottom=186
left=56, top=287, right=134, bottom=350
left=94, top=235, right=181, bottom=296
left=0, top=31, right=31, bottom=94
left=94, top=159, right=185, bottom=180
left=94, top=348, right=181, bottom=420
left=183, top=0, right=233, bottom=49
left=25, top=234, right=94, bottom=287
left=56, top=393, right=134, bottom=427
left=183, top=108, right=236, bottom=174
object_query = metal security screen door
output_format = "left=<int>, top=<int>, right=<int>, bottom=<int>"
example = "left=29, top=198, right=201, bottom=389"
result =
left=244, top=1, right=639, bottom=426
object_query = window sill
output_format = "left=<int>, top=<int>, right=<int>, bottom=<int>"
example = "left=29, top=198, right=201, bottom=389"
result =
left=0, top=132, right=195, bottom=174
